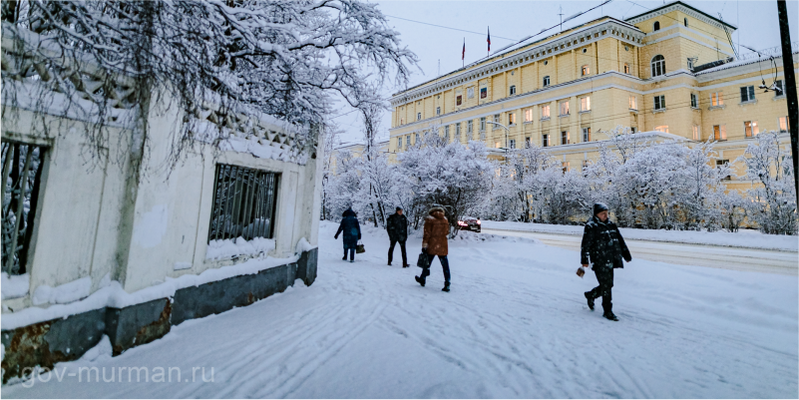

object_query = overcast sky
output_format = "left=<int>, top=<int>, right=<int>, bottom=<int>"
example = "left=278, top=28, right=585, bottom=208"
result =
left=331, top=0, right=799, bottom=145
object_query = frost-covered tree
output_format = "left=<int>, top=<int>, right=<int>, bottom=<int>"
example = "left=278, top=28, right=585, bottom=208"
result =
left=2, top=0, right=418, bottom=167
left=397, top=133, right=494, bottom=236
left=680, top=141, right=731, bottom=231
left=737, top=131, right=797, bottom=235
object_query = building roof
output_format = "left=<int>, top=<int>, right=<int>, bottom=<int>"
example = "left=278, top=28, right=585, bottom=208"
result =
left=624, top=1, right=737, bottom=29
left=392, top=16, right=641, bottom=98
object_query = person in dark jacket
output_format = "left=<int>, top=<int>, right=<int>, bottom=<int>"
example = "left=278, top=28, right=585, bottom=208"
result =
left=334, top=207, right=361, bottom=262
left=580, top=202, right=632, bottom=321
left=386, top=206, right=409, bottom=268
left=415, top=206, right=451, bottom=292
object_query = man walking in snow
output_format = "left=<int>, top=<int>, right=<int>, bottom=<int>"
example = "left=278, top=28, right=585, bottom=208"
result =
left=580, top=203, right=632, bottom=321
left=334, top=207, right=361, bottom=263
left=386, top=206, right=410, bottom=267
left=415, top=205, right=451, bottom=292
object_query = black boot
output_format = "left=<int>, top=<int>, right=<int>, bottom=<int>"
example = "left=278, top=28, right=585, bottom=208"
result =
left=584, top=292, right=594, bottom=311
left=603, top=311, right=619, bottom=321
left=442, top=282, right=450, bottom=292
left=414, top=275, right=425, bottom=287
left=342, top=256, right=347, bottom=261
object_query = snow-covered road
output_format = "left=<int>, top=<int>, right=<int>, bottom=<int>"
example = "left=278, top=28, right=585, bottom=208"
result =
left=482, top=228, right=799, bottom=275
left=3, top=222, right=797, bottom=398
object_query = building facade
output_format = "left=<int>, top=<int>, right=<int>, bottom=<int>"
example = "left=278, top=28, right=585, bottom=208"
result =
left=389, top=1, right=796, bottom=192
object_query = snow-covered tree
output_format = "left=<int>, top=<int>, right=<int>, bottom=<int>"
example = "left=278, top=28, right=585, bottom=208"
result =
left=2, top=0, right=418, bottom=168
left=737, top=131, right=797, bottom=235
left=397, top=134, right=494, bottom=236
left=679, top=141, right=731, bottom=231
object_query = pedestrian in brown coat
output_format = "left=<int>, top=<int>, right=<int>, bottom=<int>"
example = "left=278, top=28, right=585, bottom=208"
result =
left=415, top=206, right=451, bottom=292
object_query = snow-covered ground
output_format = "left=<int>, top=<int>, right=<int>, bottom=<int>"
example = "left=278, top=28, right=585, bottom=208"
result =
left=3, top=222, right=797, bottom=398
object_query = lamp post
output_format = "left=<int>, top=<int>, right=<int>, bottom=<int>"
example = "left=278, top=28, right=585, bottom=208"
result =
left=485, top=120, right=511, bottom=155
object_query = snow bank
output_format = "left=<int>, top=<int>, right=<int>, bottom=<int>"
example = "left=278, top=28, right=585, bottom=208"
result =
left=1, top=272, right=30, bottom=300
left=484, top=221, right=799, bottom=252
left=206, top=237, right=276, bottom=260
left=295, top=237, right=316, bottom=253
left=32, top=277, right=92, bottom=306
left=1, top=254, right=298, bottom=331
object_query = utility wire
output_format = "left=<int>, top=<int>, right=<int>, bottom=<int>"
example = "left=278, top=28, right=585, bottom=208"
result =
left=384, top=15, right=517, bottom=41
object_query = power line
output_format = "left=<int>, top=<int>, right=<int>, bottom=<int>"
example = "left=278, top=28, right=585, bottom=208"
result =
left=384, top=15, right=517, bottom=41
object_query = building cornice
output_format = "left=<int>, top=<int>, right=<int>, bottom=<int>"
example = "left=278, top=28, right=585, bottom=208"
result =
left=390, top=20, right=645, bottom=107
left=625, top=1, right=737, bottom=30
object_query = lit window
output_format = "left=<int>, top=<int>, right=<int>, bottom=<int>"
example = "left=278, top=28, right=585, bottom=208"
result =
left=456, top=95, right=462, bottom=106
left=580, top=97, right=591, bottom=112
left=651, top=55, right=665, bottom=77
left=711, top=92, right=724, bottom=106
left=779, top=116, right=789, bottom=132
left=543, top=76, right=551, bottom=87
left=744, top=121, right=759, bottom=138
left=655, top=125, right=669, bottom=133
left=581, top=65, right=590, bottom=76
left=582, top=127, right=591, bottom=142
left=524, top=109, right=533, bottom=122
left=509, top=85, right=516, bottom=96
left=561, top=161, right=570, bottom=173
left=542, top=133, right=550, bottom=147
left=740, top=86, right=755, bottom=103
left=654, top=95, right=666, bottom=111
left=541, top=105, right=550, bottom=119
left=623, top=63, right=630, bottom=74
left=692, top=125, right=700, bottom=140
left=508, top=113, right=516, bottom=125
left=559, top=101, right=570, bottom=116
left=561, top=130, right=569, bottom=145
left=713, top=125, right=726, bottom=140
left=690, top=93, right=698, bottom=108
left=629, top=96, right=637, bottom=110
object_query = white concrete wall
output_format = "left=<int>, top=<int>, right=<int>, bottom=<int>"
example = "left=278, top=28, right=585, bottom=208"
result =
left=2, top=90, right=321, bottom=308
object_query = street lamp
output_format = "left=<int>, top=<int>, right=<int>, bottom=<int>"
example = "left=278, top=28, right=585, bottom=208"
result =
left=486, top=120, right=511, bottom=154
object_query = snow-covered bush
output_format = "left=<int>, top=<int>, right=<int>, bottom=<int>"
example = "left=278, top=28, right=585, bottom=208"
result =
left=736, top=131, right=797, bottom=235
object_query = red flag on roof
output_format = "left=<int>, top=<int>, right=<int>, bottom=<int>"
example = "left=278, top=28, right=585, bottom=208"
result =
left=462, top=38, right=465, bottom=61
left=487, top=27, right=491, bottom=52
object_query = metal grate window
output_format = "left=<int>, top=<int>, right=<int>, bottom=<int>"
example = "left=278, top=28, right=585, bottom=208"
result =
left=208, top=164, right=279, bottom=242
left=2, top=141, right=46, bottom=275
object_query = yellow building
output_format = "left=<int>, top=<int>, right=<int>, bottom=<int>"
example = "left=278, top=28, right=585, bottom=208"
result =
left=328, top=138, right=390, bottom=174
left=389, top=1, right=796, bottom=191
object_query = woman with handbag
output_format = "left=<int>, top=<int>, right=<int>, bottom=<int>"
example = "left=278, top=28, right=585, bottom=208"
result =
left=415, top=205, right=451, bottom=292
left=334, top=207, right=361, bottom=263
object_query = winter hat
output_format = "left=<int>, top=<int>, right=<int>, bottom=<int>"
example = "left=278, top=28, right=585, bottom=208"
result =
left=429, top=206, right=445, bottom=215
left=396, top=206, right=403, bottom=211
left=593, top=202, right=609, bottom=215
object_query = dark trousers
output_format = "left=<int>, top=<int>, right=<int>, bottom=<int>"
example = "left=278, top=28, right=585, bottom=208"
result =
left=587, top=266, right=614, bottom=313
left=343, top=246, right=355, bottom=261
left=388, top=239, right=407, bottom=265
left=420, top=255, right=451, bottom=284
